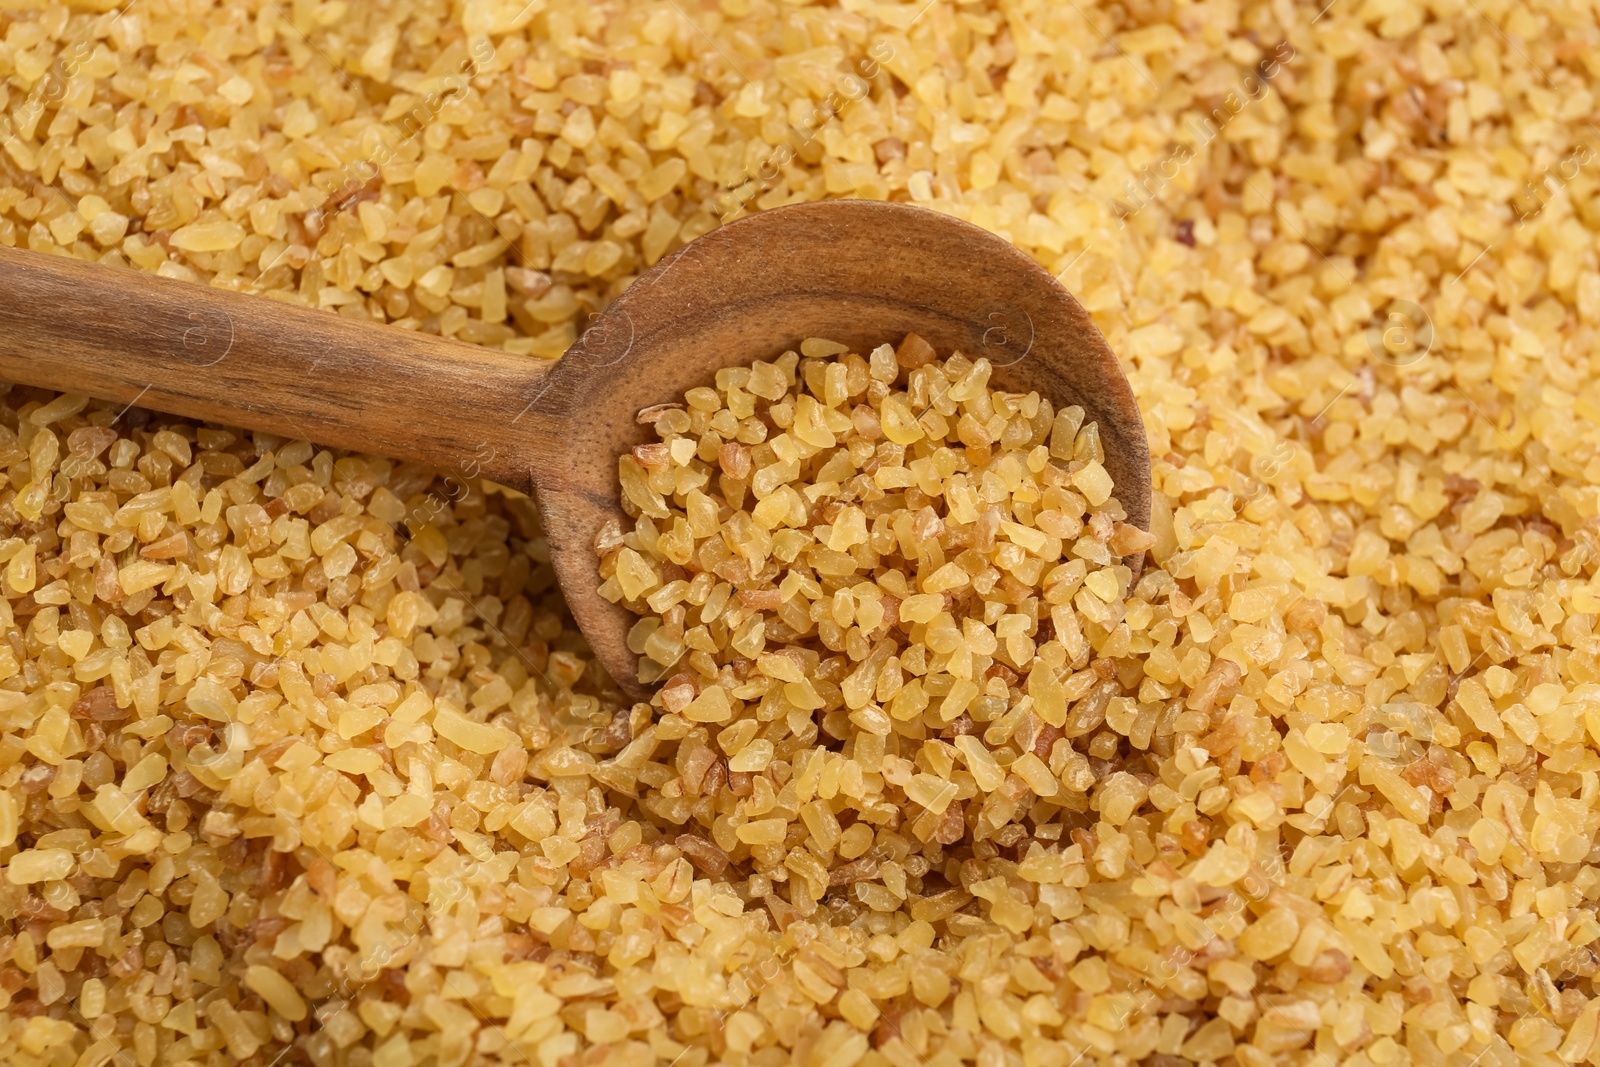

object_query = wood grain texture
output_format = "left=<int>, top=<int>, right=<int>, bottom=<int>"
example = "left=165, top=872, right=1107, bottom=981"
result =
left=0, top=202, right=1149, bottom=701
left=0, top=245, right=556, bottom=491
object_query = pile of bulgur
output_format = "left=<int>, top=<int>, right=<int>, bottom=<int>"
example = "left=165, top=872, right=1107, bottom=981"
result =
left=600, top=334, right=1155, bottom=857
left=5, top=0, right=1600, bottom=1066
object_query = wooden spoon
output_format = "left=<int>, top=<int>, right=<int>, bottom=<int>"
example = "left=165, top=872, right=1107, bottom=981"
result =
left=0, top=199, right=1148, bottom=700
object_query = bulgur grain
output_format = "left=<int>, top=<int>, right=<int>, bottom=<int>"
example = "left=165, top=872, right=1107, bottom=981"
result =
left=4, top=0, right=1600, bottom=1063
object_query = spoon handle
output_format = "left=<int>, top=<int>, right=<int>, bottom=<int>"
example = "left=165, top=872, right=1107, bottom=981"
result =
left=0, top=245, right=553, bottom=490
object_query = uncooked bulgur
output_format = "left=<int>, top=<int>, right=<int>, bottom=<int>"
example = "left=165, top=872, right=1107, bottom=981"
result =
left=599, top=334, right=1153, bottom=854
left=4, top=0, right=1600, bottom=1066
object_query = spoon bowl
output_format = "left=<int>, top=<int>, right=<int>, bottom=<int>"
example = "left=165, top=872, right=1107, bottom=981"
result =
left=0, top=200, right=1147, bottom=700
